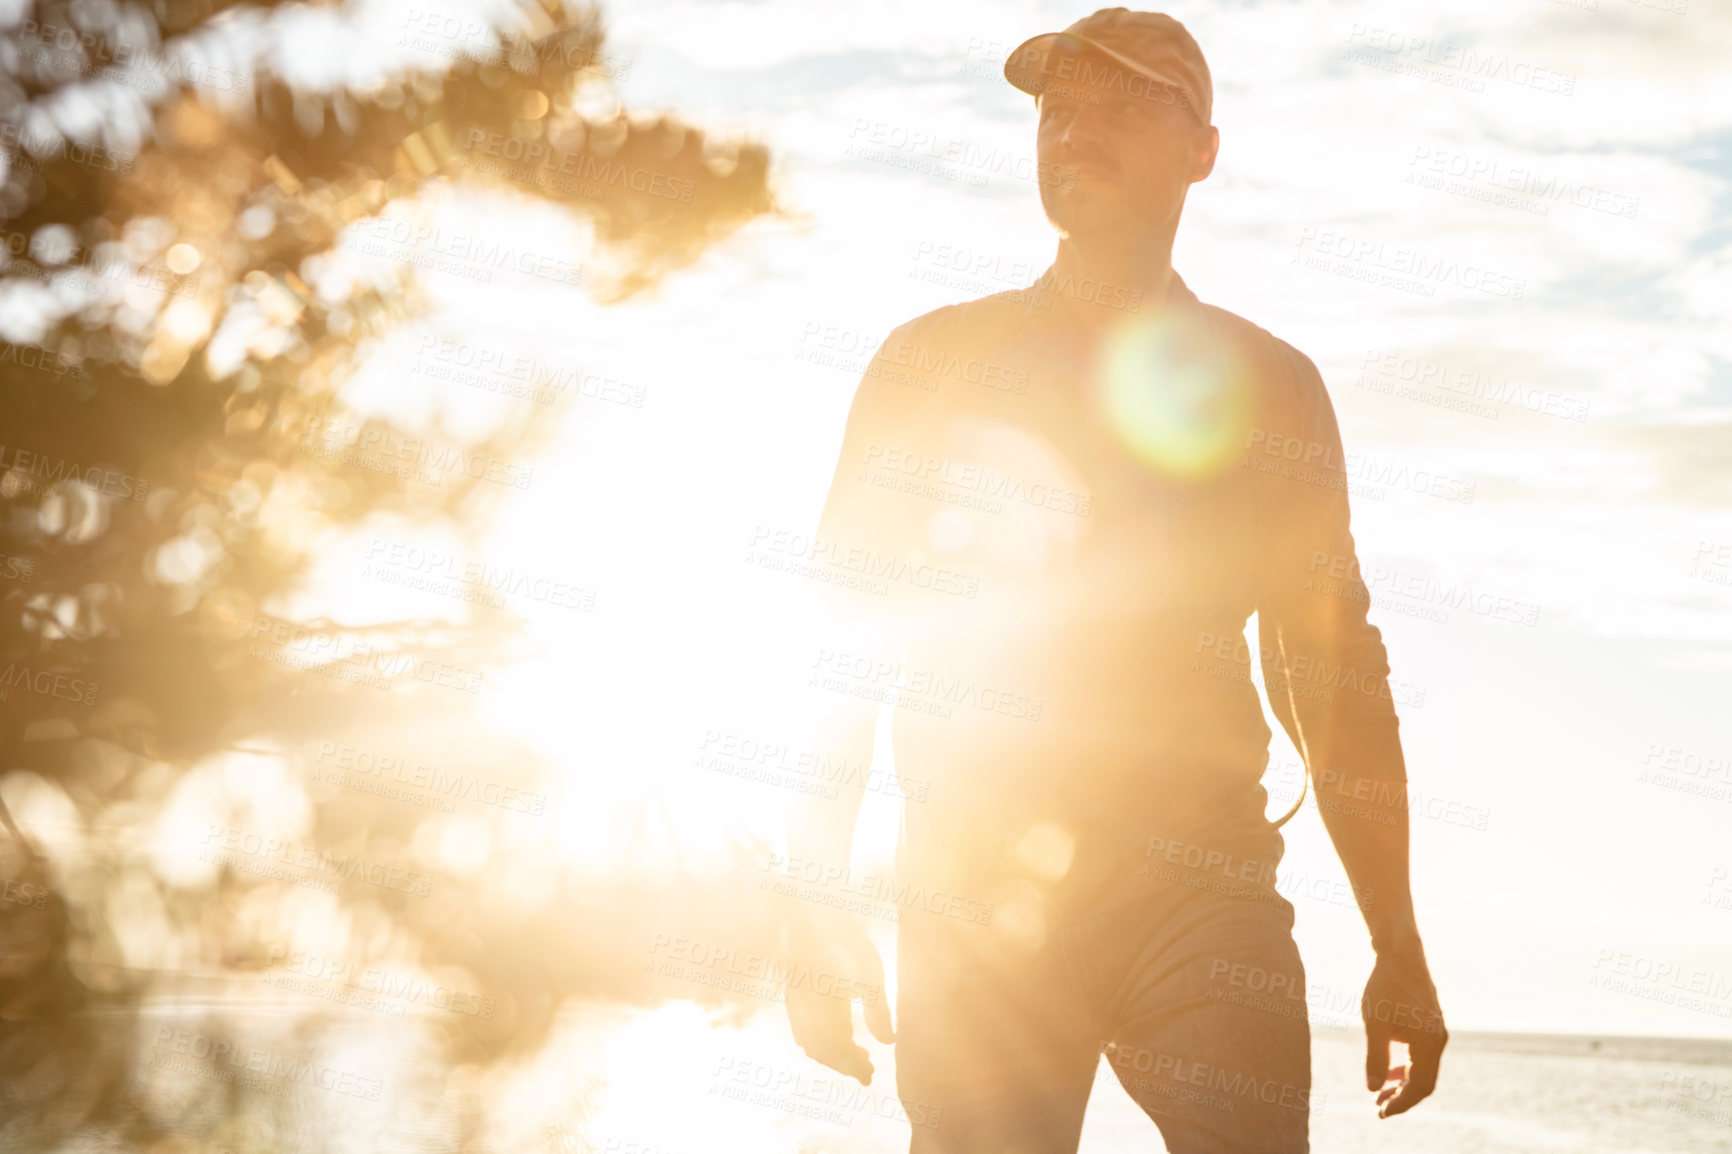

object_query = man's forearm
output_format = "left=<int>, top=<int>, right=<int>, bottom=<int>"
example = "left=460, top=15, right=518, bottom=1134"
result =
left=786, top=696, right=877, bottom=865
left=1282, top=629, right=1422, bottom=952
left=1313, top=766, right=1421, bottom=952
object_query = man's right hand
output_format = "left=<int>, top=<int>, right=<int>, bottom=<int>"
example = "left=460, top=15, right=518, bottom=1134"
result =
left=785, top=914, right=895, bottom=1085
left=1362, top=934, right=1447, bottom=1118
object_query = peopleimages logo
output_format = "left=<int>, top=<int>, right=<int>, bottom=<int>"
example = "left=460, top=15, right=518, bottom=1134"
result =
left=300, top=418, right=535, bottom=490
left=1243, top=428, right=1477, bottom=506
left=808, top=648, right=1044, bottom=722
left=1406, top=146, right=1640, bottom=220
left=0, top=121, right=135, bottom=174
left=1, top=877, right=50, bottom=909
left=845, top=119, right=1077, bottom=190
left=147, top=1028, right=383, bottom=1101
left=1343, top=25, right=1576, bottom=97
left=345, top=216, right=583, bottom=286
left=363, top=538, right=596, bottom=611
left=15, top=21, right=251, bottom=93
left=265, top=947, right=496, bottom=1018
left=1000, top=47, right=1195, bottom=112
left=862, top=442, right=1093, bottom=517
left=748, top=525, right=980, bottom=599
left=1306, top=550, right=1540, bottom=628
left=311, top=741, right=550, bottom=816
left=399, top=9, right=633, bottom=79
left=1590, top=948, right=1732, bottom=1018
left=462, top=129, right=696, bottom=204
left=0, top=665, right=98, bottom=706
left=1193, top=631, right=1429, bottom=710
left=0, top=342, right=86, bottom=379
left=1105, top=1042, right=1324, bottom=1115
left=248, top=615, right=486, bottom=695
left=412, top=337, right=646, bottom=408
left=202, top=826, right=435, bottom=897
left=650, top=933, right=883, bottom=1004
left=0, top=445, right=150, bottom=500
left=1356, top=349, right=1590, bottom=424
left=712, top=1056, right=944, bottom=1129
left=1294, top=227, right=1526, bottom=300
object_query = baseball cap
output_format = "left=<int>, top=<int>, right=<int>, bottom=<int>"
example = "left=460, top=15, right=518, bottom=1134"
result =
left=1003, top=8, right=1212, bottom=127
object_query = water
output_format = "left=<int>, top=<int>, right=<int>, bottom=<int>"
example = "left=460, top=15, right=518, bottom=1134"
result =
left=67, top=1000, right=1732, bottom=1152
left=502, top=1006, right=1732, bottom=1154
left=1079, top=1027, right=1732, bottom=1153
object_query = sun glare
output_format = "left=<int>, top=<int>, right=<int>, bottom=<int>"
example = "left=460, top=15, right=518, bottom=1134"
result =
left=1097, top=313, right=1254, bottom=479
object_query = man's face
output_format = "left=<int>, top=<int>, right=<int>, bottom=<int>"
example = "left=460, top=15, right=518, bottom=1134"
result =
left=1035, top=58, right=1219, bottom=240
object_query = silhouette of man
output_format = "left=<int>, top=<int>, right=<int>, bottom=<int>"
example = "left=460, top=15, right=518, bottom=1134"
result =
left=783, top=10, right=1446, bottom=1152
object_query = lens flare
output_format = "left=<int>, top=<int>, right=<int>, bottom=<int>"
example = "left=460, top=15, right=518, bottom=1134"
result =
left=1096, top=314, right=1252, bottom=479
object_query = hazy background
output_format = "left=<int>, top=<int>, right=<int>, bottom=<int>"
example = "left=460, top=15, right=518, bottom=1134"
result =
left=2, top=0, right=1729, bottom=1150
left=533, top=0, right=1732, bottom=1035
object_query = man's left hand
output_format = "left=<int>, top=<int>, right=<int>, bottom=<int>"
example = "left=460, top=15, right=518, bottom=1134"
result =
left=1361, top=937, right=1447, bottom=1118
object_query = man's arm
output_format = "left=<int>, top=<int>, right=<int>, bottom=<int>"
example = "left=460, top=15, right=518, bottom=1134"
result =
left=786, top=346, right=903, bottom=866
left=782, top=683, right=890, bottom=1085
left=781, top=336, right=914, bottom=1085
left=1251, top=339, right=1447, bottom=1118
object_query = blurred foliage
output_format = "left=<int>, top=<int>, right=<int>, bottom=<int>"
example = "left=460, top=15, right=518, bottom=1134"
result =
left=0, top=0, right=774, bottom=1147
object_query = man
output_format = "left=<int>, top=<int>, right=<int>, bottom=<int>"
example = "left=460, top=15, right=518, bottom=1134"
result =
left=782, top=10, right=1446, bottom=1152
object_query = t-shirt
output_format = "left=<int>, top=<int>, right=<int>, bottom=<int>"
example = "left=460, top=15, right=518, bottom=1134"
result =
left=811, top=269, right=1409, bottom=903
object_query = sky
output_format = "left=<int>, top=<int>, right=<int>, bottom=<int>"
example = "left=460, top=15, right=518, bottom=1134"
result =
left=7, top=0, right=1732, bottom=1149
left=284, top=0, right=1732, bottom=1044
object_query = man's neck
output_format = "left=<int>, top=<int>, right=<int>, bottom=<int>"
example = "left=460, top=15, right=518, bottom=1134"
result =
left=1045, top=229, right=1177, bottom=327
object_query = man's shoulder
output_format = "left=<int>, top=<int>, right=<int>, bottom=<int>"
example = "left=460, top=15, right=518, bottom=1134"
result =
left=1185, top=295, right=1337, bottom=444
left=840, top=293, right=1028, bottom=427
left=1187, top=295, right=1320, bottom=387
left=881, top=289, right=1033, bottom=351
left=1185, top=295, right=1335, bottom=440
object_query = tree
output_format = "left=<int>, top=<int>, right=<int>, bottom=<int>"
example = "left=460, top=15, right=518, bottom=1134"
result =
left=0, top=1, right=773, bottom=1146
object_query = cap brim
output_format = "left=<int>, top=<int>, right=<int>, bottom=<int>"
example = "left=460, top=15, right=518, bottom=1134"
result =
left=1002, top=30, right=1195, bottom=113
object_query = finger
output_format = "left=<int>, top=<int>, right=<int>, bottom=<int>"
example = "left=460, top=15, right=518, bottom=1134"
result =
left=850, top=934, right=895, bottom=1045
left=1378, top=1077, right=1431, bottom=1118
left=1378, top=1036, right=1442, bottom=1118
left=1364, top=1022, right=1392, bottom=1092
left=799, top=1036, right=876, bottom=1086
left=864, top=986, right=896, bottom=1045
left=788, top=994, right=872, bottom=1084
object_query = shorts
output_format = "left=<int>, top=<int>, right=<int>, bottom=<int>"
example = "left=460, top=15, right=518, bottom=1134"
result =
left=894, top=812, right=1312, bottom=1153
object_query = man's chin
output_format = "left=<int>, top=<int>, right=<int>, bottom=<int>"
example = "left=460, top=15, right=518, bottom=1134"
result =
left=1041, top=185, right=1128, bottom=238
